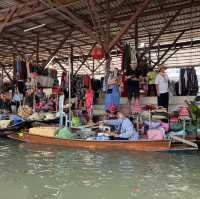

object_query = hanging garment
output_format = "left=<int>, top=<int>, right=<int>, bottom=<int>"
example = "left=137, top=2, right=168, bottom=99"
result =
left=17, top=80, right=25, bottom=95
left=130, top=46, right=137, bottom=64
left=188, top=67, right=198, bottom=95
left=83, top=75, right=91, bottom=87
left=26, top=60, right=31, bottom=79
left=61, top=71, right=69, bottom=91
left=16, top=58, right=22, bottom=77
left=19, top=61, right=27, bottom=80
left=123, top=43, right=131, bottom=71
left=85, top=89, right=93, bottom=114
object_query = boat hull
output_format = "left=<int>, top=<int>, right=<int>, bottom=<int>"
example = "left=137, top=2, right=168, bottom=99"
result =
left=8, top=133, right=172, bottom=152
left=0, top=122, right=26, bottom=136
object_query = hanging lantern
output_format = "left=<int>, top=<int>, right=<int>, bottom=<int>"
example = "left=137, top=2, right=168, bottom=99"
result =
left=90, top=45, right=105, bottom=59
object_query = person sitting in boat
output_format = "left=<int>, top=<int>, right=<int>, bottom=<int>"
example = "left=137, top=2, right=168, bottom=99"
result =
left=105, top=104, right=118, bottom=120
left=102, top=112, right=139, bottom=140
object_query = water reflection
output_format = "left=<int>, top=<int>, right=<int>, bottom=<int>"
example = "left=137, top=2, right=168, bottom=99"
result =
left=0, top=138, right=199, bottom=199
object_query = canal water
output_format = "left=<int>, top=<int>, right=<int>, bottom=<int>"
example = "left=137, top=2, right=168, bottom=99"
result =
left=0, top=138, right=200, bottom=199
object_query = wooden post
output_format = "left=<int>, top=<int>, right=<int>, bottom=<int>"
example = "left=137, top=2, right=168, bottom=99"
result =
left=36, top=33, right=39, bottom=66
left=92, top=59, right=95, bottom=78
left=135, top=20, right=138, bottom=53
left=148, top=34, right=151, bottom=67
left=70, top=44, right=73, bottom=75
left=13, top=55, right=16, bottom=80
left=104, top=53, right=111, bottom=91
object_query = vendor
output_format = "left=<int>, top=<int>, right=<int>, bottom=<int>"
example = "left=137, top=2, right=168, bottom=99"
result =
left=104, top=68, right=121, bottom=111
left=155, top=66, right=169, bottom=110
left=11, top=90, right=23, bottom=112
left=147, top=69, right=157, bottom=96
left=36, top=88, right=46, bottom=103
left=125, top=63, right=141, bottom=113
left=103, top=112, right=139, bottom=140
left=105, top=104, right=118, bottom=120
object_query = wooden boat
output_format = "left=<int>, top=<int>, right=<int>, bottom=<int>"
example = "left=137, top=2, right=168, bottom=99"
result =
left=25, top=118, right=59, bottom=127
left=7, top=133, right=199, bottom=152
left=0, top=121, right=27, bottom=136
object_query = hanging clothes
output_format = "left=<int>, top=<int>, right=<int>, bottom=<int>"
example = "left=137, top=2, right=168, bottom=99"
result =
left=188, top=67, right=198, bottom=95
left=83, top=75, right=91, bottom=87
left=16, top=58, right=21, bottom=77
left=85, top=89, right=93, bottom=115
left=179, top=67, right=198, bottom=96
left=26, top=59, right=31, bottom=79
left=61, top=71, right=69, bottom=91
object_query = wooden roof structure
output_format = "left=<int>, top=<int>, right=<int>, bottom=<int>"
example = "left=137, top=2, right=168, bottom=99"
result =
left=0, top=0, right=200, bottom=80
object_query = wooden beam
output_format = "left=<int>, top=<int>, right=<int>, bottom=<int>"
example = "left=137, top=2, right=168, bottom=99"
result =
left=160, top=48, right=181, bottom=65
left=40, top=0, right=101, bottom=45
left=105, top=0, right=110, bottom=52
left=87, top=0, right=105, bottom=45
left=74, top=43, right=96, bottom=76
left=0, top=62, right=13, bottom=81
left=140, top=7, right=182, bottom=59
left=43, top=31, right=72, bottom=68
left=0, top=6, right=17, bottom=34
left=54, top=59, right=67, bottom=73
left=94, top=58, right=106, bottom=72
left=109, top=0, right=152, bottom=50
left=153, top=30, right=185, bottom=67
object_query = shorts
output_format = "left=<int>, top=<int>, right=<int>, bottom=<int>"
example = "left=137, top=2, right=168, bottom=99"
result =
left=127, top=85, right=140, bottom=100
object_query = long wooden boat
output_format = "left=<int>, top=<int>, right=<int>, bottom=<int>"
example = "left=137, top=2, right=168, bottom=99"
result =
left=25, top=118, right=59, bottom=127
left=7, top=133, right=199, bottom=152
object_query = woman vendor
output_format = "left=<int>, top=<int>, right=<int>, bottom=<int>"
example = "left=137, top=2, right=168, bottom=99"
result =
left=102, top=112, right=139, bottom=140
left=104, top=68, right=121, bottom=111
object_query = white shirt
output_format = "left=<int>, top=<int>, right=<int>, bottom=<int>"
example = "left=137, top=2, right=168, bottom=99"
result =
left=155, top=74, right=169, bottom=94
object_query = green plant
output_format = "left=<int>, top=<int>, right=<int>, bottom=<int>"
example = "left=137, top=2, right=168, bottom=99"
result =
left=186, top=100, right=200, bottom=128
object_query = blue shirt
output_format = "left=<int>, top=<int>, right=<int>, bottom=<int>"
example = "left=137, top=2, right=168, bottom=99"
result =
left=104, top=118, right=139, bottom=140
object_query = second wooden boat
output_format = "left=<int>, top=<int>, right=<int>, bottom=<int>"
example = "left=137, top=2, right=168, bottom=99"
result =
left=7, top=133, right=198, bottom=152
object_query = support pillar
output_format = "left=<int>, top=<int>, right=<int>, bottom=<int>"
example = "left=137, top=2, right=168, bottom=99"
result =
left=70, top=44, right=74, bottom=75
left=148, top=34, right=151, bottom=67
left=36, top=33, right=39, bottom=66
left=13, top=55, right=16, bottom=80
left=104, top=53, right=111, bottom=91
left=135, top=20, right=138, bottom=53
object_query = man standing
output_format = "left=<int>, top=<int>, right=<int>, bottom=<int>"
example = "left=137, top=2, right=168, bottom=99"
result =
left=125, top=63, right=141, bottom=113
left=155, top=66, right=169, bottom=110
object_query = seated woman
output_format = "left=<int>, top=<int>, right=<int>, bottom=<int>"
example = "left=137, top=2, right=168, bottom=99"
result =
left=103, top=112, right=139, bottom=140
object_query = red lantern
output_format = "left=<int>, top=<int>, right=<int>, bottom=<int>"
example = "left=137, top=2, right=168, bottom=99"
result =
left=90, top=46, right=105, bottom=59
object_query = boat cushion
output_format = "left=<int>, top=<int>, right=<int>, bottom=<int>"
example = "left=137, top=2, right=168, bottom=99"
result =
left=29, top=127, right=59, bottom=137
left=147, top=128, right=165, bottom=140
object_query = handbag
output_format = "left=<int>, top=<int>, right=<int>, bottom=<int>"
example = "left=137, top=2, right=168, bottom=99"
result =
left=107, top=89, right=113, bottom=94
